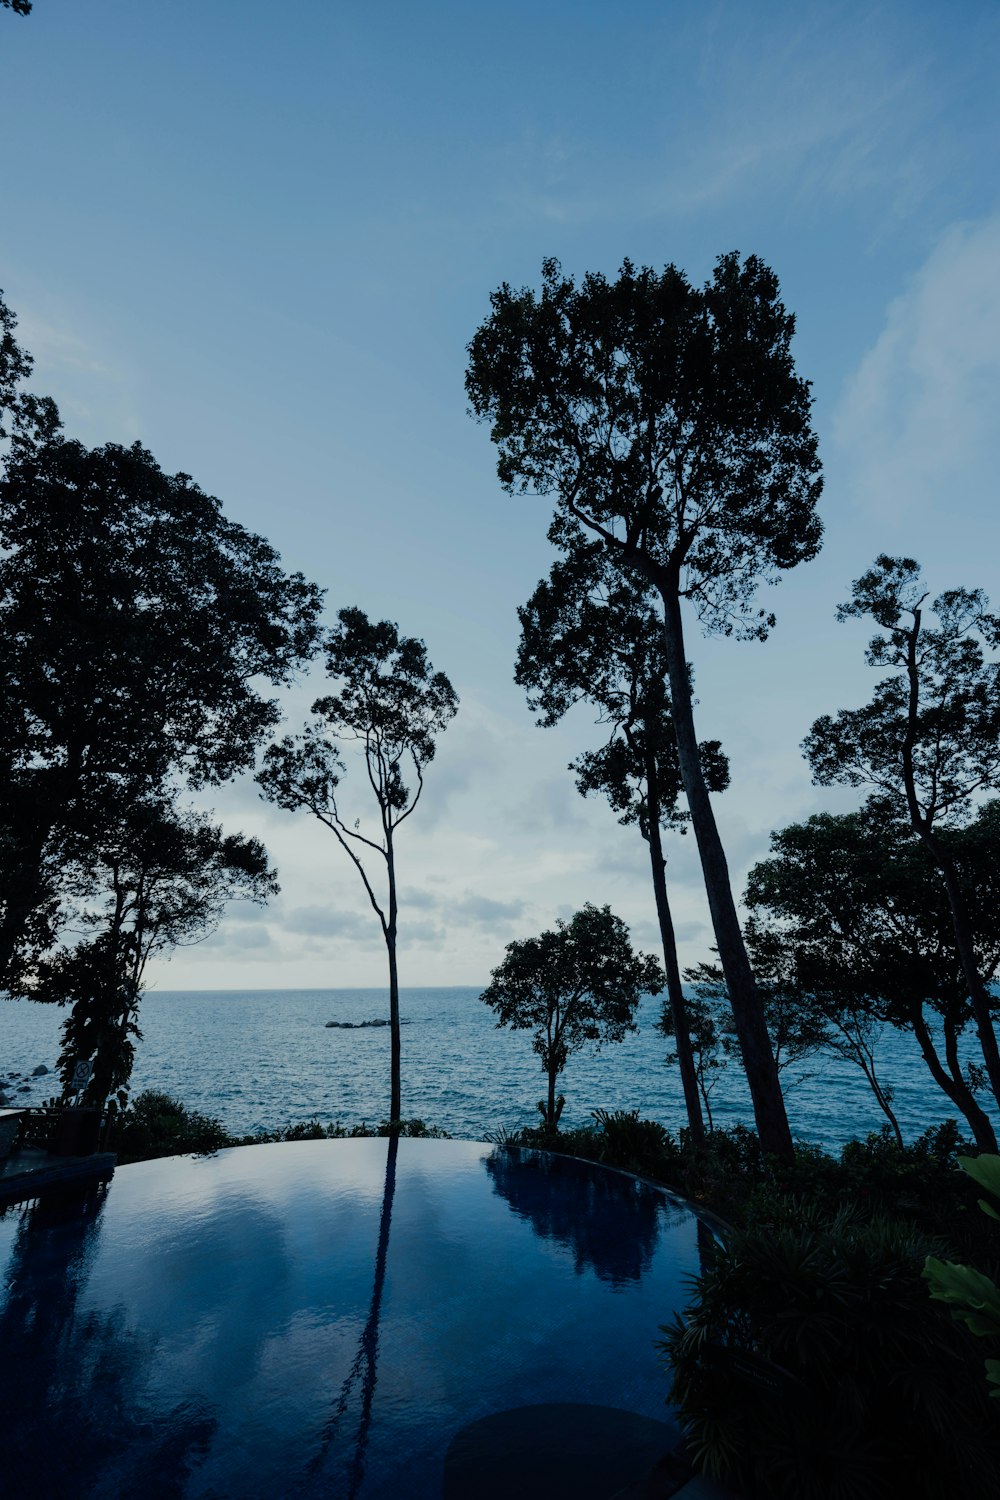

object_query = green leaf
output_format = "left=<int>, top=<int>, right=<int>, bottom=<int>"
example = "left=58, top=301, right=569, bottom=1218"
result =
left=958, top=1153, right=1000, bottom=1205
left=924, top=1255, right=1000, bottom=1338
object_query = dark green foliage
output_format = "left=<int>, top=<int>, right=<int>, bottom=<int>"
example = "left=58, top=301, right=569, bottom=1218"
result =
left=111, top=1093, right=451, bottom=1163
left=745, top=801, right=1000, bottom=1148
left=806, top=557, right=1000, bottom=823
left=0, top=294, right=322, bottom=994
left=466, top=254, right=822, bottom=627
left=112, top=1092, right=232, bottom=1164
left=804, top=555, right=1000, bottom=1111
left=497, top=1113, right=997, bottom=1266
left=35, top=804, right=277, bottom=1114
left=589, top=1108, right=671, bottom=1177
left=925, top=1153, right=1000, bottom=1397
left=241, top=1116, right=450, bottom=1144
left=480, top=903, right=664, bottom=1128
left=467, top=254, right=822, bottom=1163
left=661, top=1200, right=1000, bottom=1499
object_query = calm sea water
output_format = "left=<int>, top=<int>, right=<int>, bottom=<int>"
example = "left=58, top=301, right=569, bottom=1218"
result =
left=1, top=986, right=995, bottom=1153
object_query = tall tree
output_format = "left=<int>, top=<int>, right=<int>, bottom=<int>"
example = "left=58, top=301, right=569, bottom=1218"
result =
left=467, top=255, right=822, bottom=1159
left=0, top=299, right=323, bottom=989
left=804, top=556, right=1000, bottom=1112
left=27, top=798, right=277, bottom=1113
left=480, top=903, right=663, bottom=1130
left=745, top=803, right=1000, bottom=1151
left=257, top=607, right=458, bottom=1124
left=517, top=538, right=729, bottom=1143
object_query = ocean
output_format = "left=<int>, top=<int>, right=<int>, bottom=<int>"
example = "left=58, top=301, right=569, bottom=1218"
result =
left=1, top=986, right=995, bottom=1154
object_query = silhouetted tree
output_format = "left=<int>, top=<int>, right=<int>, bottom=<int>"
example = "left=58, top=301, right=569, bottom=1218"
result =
left=805, top=556, right=1000, bottom=1112
left=0, top=295, right=323, bottom=990
left=468, top=255, right=822, bottom=1160
left=517, top=539, right=729, bottom=1143
left=258, top=608, right=458, bottom=1124
left=24, top=799, right=277, bottom=1113
left=0, top=2, right=32, bottom=17
left=745, top=802, right=1000, bottom=1151
left=480, top=902, right=663, bottom=1129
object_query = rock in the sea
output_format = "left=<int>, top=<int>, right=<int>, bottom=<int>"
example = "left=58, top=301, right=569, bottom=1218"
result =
left=324, top=1018, right=391, bottom=1029
left=32, top=1064, right=49, bottom=1076
left=17, top=1083, right=31, bottom=1092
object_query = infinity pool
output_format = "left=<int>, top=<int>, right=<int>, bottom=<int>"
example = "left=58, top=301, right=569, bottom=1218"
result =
left=0, top=1140, right=714, bottom=1498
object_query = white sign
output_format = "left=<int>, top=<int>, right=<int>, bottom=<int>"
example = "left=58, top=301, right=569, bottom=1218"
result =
left=70, top=1059, right=93, bottom=1090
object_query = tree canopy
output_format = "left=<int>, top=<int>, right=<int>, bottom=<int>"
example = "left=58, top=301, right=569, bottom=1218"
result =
left=32, top=799, right=277, bottom=1112
left=466, top=253, right=822, bottom=637
left=0, top=294, right=323, bottom=990
left=745, top=802, right=1000, bottom=1150
left=804, top=555, right=1000, bottom=1112
left=480, top=902, right=663, bottom=1129
left=468, top=253, right=822, bottom=1159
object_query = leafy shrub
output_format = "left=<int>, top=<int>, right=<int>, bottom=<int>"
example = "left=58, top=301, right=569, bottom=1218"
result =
left=661, top=1200, right=1000, bottom=1499
left=591, top=1109, right=671, bottom=1176
left=112, top=1097, right=451, bottom=1162
left=925, top=1153, right=1000, bottom=1397
left=236, top=1115, right=452, bottom=1145
left=112, top=1091, right=232, bottom=1163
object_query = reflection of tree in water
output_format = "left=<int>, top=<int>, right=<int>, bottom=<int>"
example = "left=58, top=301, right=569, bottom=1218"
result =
left=299, top=1133, right=398, bottom=1500
left=486, top=1148, right=665, bottom=1285
left=0, top=1186, right=216, bottom=1499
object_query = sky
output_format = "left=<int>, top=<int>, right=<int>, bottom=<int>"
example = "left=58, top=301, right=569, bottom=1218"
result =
left=2, top=0, right=998, bottom=990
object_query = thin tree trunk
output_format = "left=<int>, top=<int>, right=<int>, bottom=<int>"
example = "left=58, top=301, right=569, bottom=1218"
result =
left=645, top=775, right=705, bottom=1144
left=909, top=1004, right=997, bottom=1151
left=921, top=834, right=1000, bottom=1113
left=823, top=1007, right=903, bottom=1144
left=698, top=1068, right=715, bottom=1133
left=385, top=836, right=401, bottom=1126
left=656, top=581, right=793, bottom=1160
left=870, top=1076, right=905, bottom=1149
left=900, top=616, right=1000, bottom=1111
left=941, top=1009, right=998, bottom=1152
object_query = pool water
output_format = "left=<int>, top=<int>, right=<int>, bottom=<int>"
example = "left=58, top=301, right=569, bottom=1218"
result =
left=0, top=1140, right=716, bottom=1499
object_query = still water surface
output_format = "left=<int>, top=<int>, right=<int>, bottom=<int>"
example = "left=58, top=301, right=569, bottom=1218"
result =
left=2, top=986, right=994, bottom=1151
left=0, top=1140, right=707, bottom=1498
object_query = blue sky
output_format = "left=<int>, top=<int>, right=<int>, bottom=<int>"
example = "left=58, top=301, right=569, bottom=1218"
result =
left=3, top=1, right=999, bottom=988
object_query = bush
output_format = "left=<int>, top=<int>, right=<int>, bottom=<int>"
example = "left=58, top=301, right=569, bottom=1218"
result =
left=661, top=1200, right=1000, bottom=1500
left=111, top=1096, right=452, bottom=1162
left=238, top=1116, right=451, bottom=1144
left=112, top=1091, right=233, bottom=1163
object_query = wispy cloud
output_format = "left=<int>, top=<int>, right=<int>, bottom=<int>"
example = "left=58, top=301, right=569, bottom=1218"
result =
left=9, top=294, right=143, bottom=445
left=833, top=213, right=1000, bottom=525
